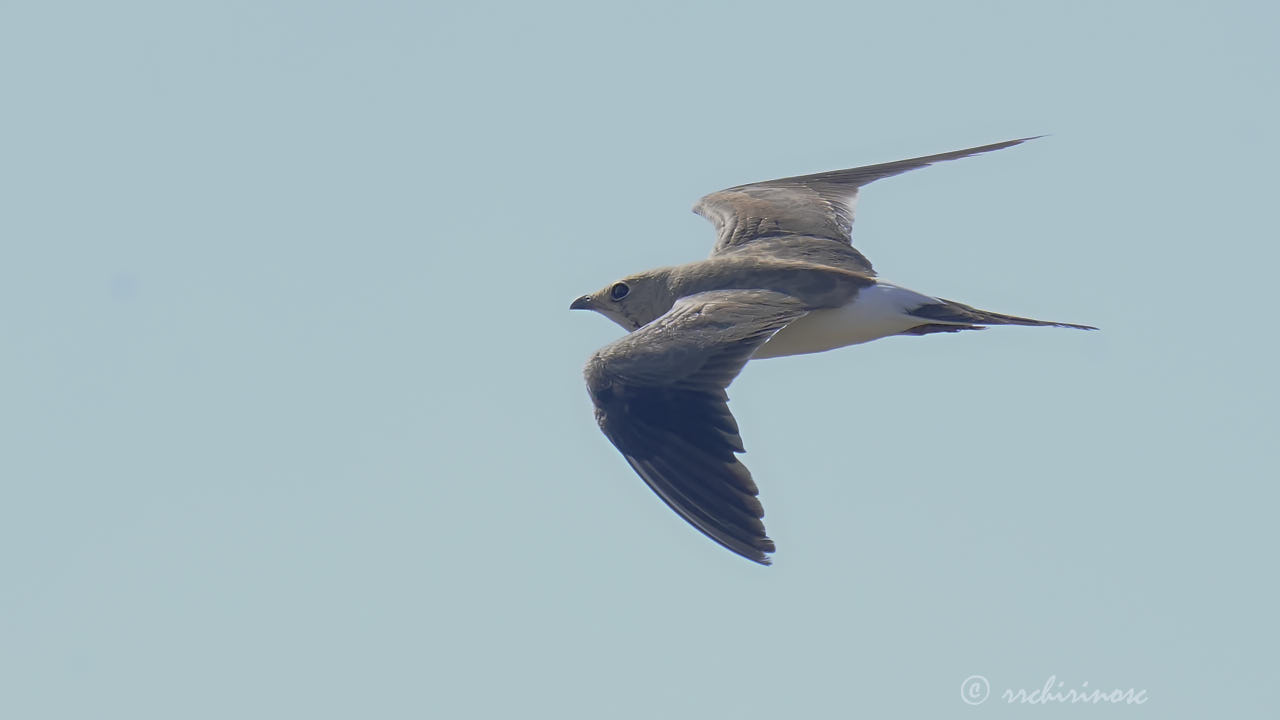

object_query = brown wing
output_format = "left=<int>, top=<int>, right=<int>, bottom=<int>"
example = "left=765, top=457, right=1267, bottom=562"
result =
left=584, top=290, right=808, bottom=564
left=692, top=137, right=1040, bottom=272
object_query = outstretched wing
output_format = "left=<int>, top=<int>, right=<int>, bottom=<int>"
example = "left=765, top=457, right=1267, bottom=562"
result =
left=692, top=137, right=1039, bottom=272
left=584, top=290, right=809, bottom=564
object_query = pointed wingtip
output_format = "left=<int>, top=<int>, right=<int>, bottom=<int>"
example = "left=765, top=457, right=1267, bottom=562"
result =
left=984, top=135, right=1048, bottom=152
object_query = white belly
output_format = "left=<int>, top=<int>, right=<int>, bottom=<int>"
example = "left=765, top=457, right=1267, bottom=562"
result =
left=752, top=282, right=942, bottom=359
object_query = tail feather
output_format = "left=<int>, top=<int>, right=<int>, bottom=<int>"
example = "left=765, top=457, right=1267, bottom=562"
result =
left=910, top=299, right=1097, bottom=331
left=899, top=322, right=985, bottom=336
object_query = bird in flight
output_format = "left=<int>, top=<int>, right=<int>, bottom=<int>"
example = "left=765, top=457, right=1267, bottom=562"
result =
left=570, top=137, right=1093, bottom=565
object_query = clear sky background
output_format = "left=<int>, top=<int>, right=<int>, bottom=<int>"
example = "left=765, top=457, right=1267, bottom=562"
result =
left=2, top=1, right=1276, bottom=718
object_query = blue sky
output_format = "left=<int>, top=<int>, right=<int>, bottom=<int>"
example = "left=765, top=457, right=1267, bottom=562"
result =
left=2, top=1, right=1276, bottom=717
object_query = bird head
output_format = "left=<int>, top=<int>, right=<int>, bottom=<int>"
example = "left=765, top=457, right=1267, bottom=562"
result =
left=569, top=270, right=675, bottom=331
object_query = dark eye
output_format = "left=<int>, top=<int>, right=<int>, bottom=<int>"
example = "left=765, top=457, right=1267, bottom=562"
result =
left=609, top=282, right=630, bottom=301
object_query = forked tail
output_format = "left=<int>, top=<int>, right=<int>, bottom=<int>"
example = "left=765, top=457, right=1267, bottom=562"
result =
left=909, top=298, right=1097, bottom=331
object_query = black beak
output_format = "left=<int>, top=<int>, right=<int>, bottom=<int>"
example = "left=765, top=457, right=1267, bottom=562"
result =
left=569, top=295, right=593, bottom=310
